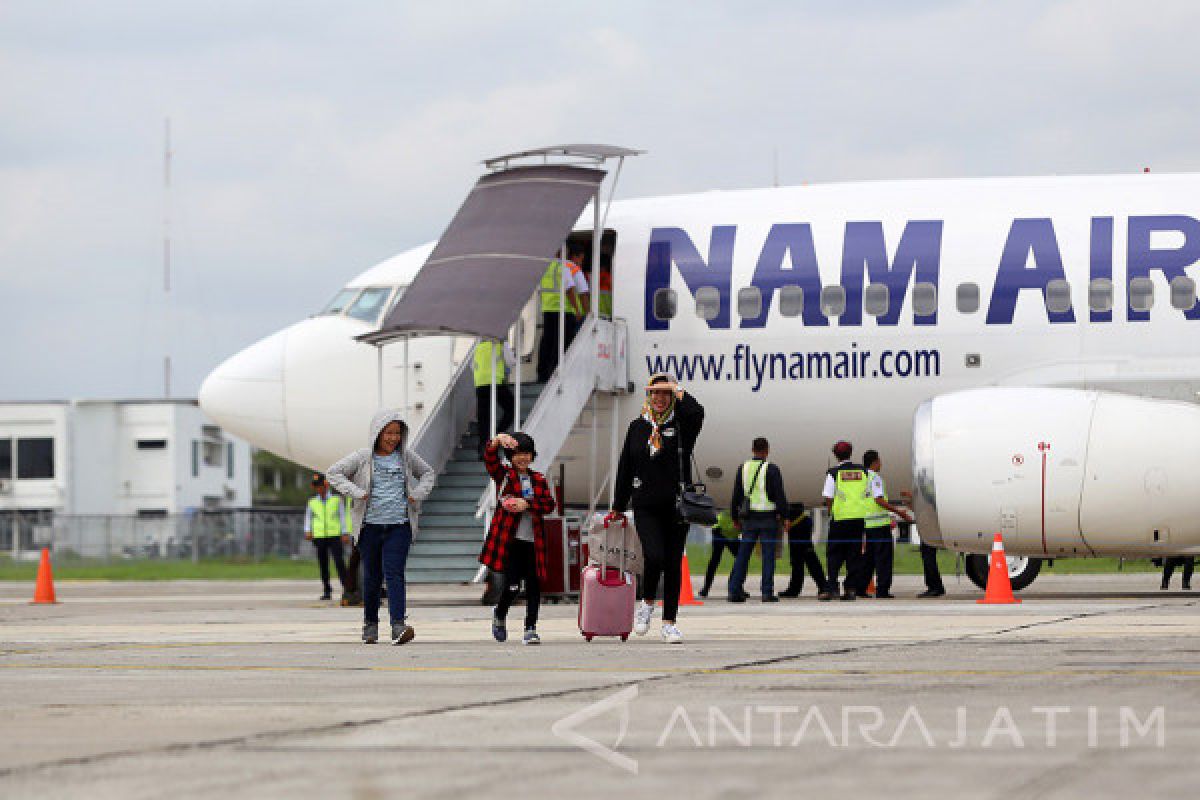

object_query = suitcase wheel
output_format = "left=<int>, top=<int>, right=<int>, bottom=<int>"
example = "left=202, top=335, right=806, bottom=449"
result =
left=584, top=634, right=594, bottom=642
left=620, top=634, right=629, bottom=642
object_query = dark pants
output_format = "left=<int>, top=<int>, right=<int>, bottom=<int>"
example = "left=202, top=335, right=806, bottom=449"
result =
left=495, top=538, right=541, bottom=629
left=861, top=526, right=894, bottom=594
left=916, top=542, right=945, bottom=592
left=537, top=311, right=565, bottom=383
left=784, top=537, right=828, bottom=595
left=313, top=536, right=348, bottom=595
left=634, top=505, right=689, bottom=622
left=921, top=543, right=944, bottom=593
left=701, top=531, right=738, bottom=595
left=729, top=515, right=779, bottom=598
left=826, top=518, right=867, bottom=595
left=1162, top=557, right=1195, bottom=588
left=475, top=385, right=514, bottom=452
left=359, top=522, right=412, bottom=625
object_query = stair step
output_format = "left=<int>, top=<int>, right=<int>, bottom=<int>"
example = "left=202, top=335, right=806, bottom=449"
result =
left=435, top=474, right=490, bottom=489
left=405, top=566, right=479, bottom=584
left=420, top=514, right=482, bottom=528
left=443, top=461, right=487, bottom=475
left=409, top=541, right=481, bottom=556
left=423, top=501, right=483, bottom=515
left=425, top=487, right=484, bottom=502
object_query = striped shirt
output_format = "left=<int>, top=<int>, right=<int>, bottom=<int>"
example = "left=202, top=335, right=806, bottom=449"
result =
left=365, top=451, right=409, bottom=525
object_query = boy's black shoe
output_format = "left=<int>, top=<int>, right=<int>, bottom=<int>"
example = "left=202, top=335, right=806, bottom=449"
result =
left=917, top=589, right=945, bottom=598
left=762, top=594, right=780, bottom=603
left=875, top=592, right=895, bottom=599
left=727, top=594, right=747, bottom=603
left=779, top=589, right=800, bottom=598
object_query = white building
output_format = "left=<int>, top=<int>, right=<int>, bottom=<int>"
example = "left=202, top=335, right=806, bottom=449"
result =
left=0, top=399, right=252, bottom=519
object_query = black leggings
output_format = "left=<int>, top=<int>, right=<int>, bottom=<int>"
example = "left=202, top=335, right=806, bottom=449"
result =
left=495, top=539, right=541, bottom=629
left=634, top=506, right=689, bottom=622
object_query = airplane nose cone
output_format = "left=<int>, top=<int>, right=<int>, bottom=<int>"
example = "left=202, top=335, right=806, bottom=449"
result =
left=199, top=329, right=291, bottom=455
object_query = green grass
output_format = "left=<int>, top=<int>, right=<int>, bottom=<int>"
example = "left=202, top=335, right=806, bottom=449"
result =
left=0, top=556, right=317, bottom=582
left=685, top=542, right=1160, bottom=577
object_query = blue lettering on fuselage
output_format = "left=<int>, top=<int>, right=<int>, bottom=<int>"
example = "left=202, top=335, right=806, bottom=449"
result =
left=642, top=215, right=1200, bottom=329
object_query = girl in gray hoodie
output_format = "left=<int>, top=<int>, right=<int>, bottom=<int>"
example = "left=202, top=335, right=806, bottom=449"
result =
left=328, top=410, right=435, bottom=645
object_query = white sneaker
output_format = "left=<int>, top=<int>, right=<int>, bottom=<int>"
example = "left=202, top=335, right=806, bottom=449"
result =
left=634, top=600, right=654, bottom=636
left=661, top=623, right=683, bottom=644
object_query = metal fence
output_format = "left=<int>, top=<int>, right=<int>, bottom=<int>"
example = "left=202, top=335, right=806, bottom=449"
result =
left=0, top=509, right=307, bottom=562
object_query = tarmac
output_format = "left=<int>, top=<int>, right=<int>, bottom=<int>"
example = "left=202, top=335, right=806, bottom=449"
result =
left=2, top=573, right=1199, bottom=799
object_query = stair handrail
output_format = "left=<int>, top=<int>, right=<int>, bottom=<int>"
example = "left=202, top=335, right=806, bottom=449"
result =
left=411, top=337, right=479, bottom=478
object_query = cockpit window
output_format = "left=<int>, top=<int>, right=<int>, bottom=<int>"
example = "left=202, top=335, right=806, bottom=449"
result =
left=321, top=289, right=359, bottom=316
left=346, top=287, right=393, bottom=323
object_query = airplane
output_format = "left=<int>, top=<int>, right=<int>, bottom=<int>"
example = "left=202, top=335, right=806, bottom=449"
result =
left=200, top=150, right=1200, bottom=592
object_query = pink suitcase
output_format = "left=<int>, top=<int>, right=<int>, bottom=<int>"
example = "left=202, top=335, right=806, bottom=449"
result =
left=578, top=517, right=637, bottom=642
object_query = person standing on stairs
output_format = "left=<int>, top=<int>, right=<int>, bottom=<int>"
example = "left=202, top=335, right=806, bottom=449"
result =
left=610, top=374, right=705, bottom=645
left=327, top=411, right=435, bottom=646
left=536, top=247, right=589, bottom=383
left=473, top=339, right=515, bottom=459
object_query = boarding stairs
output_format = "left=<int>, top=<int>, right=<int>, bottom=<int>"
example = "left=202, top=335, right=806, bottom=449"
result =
left=404, top=318, right=629, bottom=583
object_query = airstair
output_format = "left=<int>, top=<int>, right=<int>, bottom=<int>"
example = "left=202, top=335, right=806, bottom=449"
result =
left=357, top=145, right=640, bottom=583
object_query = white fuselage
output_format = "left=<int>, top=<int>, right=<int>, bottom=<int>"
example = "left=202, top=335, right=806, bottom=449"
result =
left=200, top=172, right=1200, bottom=557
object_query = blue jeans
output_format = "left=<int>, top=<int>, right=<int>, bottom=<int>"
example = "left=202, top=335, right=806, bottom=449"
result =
left=728, top=516, right=778, bottom=598
left=359, top=522, right=412, bottom=625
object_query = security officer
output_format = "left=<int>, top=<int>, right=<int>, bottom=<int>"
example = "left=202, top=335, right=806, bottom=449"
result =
left=728, top=437, right=789, bottom=602
left=473, top=339, right=515, bottom=458
left=535, top=248, right=589, bottom=383
left=821, top=441, right=876, bottom=601
left=779, top=502, right=830, bottom=598
left=304, top=474, right=350, bottom=601
left=860, top=450, right=912, bottom=599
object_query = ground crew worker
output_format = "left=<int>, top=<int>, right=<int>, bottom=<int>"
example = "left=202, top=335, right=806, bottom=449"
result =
left=535, top=247, right=589, bottom=383
left=699, top=508, right=739, bottom=598
left=728, top=437, right=788, bottom=602
left=562, top=246, right=591, bottom=348
left=597, top=261, right=613, bottom=320
left=821, top=440, right=875, bottom=601
left=473, top=339, right=515, bottom=458
left=860, top=450, right=912, bottom=599
left=779, top=502, right=830, bottom=598
left=304, top=474, right=350, bottom=601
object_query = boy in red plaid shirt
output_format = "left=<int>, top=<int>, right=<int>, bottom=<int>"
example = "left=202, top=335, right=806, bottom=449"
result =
left=479, top=432, right=557, bottom=644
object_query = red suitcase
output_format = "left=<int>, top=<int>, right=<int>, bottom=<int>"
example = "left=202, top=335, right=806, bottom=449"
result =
left=541, top=515, right=584, bottom=602
left=578, top=517, right=636, bottom=642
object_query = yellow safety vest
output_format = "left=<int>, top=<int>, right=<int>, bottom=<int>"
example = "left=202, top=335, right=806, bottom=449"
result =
left=598, top=272, right=613, bottom=318
left=742, top=459, right=774, bottom=512
left=539, top=260, right=584, bottom=315
left=831, top=466, right=875, bottom=522
left=865, top=471, right=890, bottom=529
left=308, top=495, right=346, bottom=538
left=473, top=341, right=506, bottom=387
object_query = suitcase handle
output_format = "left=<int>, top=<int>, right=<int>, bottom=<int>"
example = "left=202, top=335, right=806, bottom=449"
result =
left=595, top=512, right=631, bottom=575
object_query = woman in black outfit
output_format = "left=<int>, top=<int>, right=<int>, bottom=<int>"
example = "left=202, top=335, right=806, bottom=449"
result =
left=609, top=374, right=704, bottom=644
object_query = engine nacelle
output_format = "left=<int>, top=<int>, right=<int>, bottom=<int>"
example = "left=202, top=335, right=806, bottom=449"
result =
left=912, top=388, right=1200, bottom=558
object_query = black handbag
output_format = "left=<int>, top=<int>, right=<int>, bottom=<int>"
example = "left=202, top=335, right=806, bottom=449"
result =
left=675, top=431, right=717, bottom=526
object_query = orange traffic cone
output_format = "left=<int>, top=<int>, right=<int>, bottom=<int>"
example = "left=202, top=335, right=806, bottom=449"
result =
left=31, top=548, right=57, bottom=604
left=659, top=553, right=704, bottom=607
left=977, top=533, right=1020, bottom=604
left=867, top=578, right=876, bottom=595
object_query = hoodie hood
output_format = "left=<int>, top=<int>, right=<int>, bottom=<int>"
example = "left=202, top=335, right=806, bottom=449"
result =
left=369, top=409, right=409, bottom=451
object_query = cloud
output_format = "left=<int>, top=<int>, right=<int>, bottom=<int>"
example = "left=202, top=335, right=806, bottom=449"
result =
left=3, top=0, right=1199, bottom=400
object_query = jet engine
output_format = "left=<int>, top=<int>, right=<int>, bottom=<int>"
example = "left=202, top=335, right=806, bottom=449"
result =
left=912, top=388, right=1200, bottom=588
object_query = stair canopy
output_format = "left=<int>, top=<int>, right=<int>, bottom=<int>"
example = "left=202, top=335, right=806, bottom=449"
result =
left=359, top=162, right=607, bottom=344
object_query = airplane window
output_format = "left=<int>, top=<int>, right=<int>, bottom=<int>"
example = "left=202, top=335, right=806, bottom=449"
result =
left=778, top=285, right=803, bottom=317
left=1088, top=278, right=1113, bottom=313
left=913, top=282, right=938, bottom=316
left=321, top=288, right=359, bottom=315
left=1129, top=277, right=1154, bottom=313
left=820, top=285, right=846, bottom=318
left=653, top=288, right=677, bottom=321
left=1170, top=276, right=1196, bottom=311
left=1046, top=279, right=1072, bottom=314
left=346, top=287, right=392, bottom=323
left=737, top=287, right=762, bottom=319
left=694, top=287, right=720, bottom=321
left=956, top=282, right=980, bottom=313
left=864, top=284, right=889, bottom=317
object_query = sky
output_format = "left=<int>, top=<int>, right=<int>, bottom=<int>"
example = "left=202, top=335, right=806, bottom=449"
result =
left=3, top=0, right=1198, bottom=401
